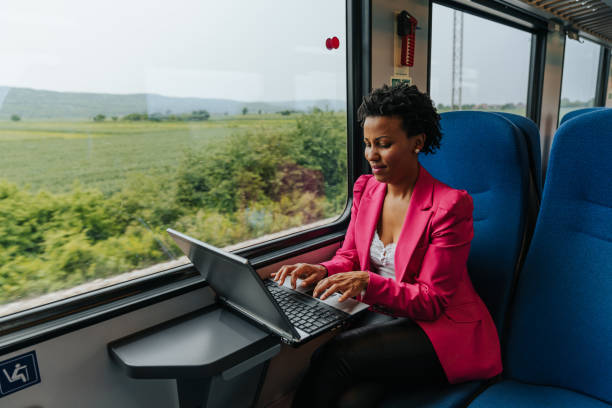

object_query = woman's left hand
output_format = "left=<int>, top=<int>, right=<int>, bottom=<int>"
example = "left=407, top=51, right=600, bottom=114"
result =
left=313, top=271, right=370, bottom=302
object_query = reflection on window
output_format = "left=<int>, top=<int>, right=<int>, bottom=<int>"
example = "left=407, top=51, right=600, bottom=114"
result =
left=0, top=0, right=347, bottom=315
left=430, top=4, right=531, bottom=115
left=559, top=38, right=601, bottom=122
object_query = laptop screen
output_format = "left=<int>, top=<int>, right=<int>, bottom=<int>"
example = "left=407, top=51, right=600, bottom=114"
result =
left=167, top=229, right=297, bottom=339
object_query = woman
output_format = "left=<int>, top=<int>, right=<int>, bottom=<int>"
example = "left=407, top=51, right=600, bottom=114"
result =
left=272, top=84, right=502, bottom=407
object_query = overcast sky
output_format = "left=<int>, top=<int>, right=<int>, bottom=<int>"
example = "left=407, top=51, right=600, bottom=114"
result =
left=0, top=1, right=602, bottom=104
left=0, top=0, right=347, bottom=102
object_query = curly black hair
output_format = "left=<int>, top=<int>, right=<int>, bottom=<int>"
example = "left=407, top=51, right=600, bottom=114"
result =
left=357, top=84, right=442, bottom=154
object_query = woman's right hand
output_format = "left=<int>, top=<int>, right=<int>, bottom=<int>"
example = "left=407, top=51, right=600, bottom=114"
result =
left=271, top=263, right=327, bottom=289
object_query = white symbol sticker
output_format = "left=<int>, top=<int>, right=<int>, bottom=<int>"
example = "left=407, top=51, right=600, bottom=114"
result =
left=3, top=363, right=29, bottom=384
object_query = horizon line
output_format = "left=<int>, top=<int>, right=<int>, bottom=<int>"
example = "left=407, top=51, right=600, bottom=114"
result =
left=0, top=85, right=347, bottom=104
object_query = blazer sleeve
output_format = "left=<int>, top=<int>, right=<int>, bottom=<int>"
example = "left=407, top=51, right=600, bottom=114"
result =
left=320, top=175, right=372, bottom=276
left=362, top=189, right=474, bottom=321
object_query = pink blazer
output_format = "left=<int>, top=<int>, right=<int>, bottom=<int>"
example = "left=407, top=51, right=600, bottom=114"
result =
left=321, top=167, right=502, bottom=383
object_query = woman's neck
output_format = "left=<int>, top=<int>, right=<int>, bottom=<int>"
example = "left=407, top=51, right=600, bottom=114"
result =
left=387, top=164, right=420, bottom=199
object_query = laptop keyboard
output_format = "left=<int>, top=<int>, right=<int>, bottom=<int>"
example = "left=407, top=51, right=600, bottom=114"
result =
left=264, top=280, right=348, bottom=334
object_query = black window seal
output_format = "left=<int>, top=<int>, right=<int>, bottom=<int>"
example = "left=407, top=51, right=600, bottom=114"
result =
left=527, top=30, right=548, bottom=125
left=595, top=46, right=610, bottom=106
left=0, top=0, right=371, bottom=352
left=433, top=0, right=547, bottom=34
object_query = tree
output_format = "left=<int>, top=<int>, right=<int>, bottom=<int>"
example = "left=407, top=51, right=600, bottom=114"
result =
left=93, top=114, right=106, bottom=122
left=242, top=107, right=248, bottom=115
left=148, top=113, right=163, bottom=122
left=112, top=116, right=118, bottom=121
left=189, top=110, right=210, bottom=121
left=122, top=113, right=148, bottom=121
left=10, top=114, right=20, bottom=122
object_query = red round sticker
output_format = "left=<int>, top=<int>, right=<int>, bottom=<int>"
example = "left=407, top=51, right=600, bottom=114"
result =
left=331, top=36, right=340, bottom=49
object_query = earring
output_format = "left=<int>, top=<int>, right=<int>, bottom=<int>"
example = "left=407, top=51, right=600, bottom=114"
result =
left=414, top=148, right=420, bottom=154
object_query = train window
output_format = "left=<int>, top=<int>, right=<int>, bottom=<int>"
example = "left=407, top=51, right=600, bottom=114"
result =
left=430, top=3, right=531, bottom=115
left=0, top=1, right=347, bottom=316
left=559, top=38, right=601, bottom=122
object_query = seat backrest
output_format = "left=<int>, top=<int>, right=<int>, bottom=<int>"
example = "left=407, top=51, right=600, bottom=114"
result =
left=559, top=107, right=607, bottom=125
left=505, top=109, right=612, bottom=404
left=420, top=111, right=534, bottom=334
left=496, top=112, right=542, bottom=197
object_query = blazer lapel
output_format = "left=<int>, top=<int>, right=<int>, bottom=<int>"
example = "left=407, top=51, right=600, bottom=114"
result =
left=356, top=181, right=386, bottom=271
left=395, top=166, right=434, bottom=282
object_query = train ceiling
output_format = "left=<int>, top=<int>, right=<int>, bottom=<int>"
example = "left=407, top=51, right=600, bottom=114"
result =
left=519, top=0, right=612, bottom=44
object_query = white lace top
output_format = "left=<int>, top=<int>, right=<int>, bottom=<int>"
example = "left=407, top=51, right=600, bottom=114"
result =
left=369, top=231, right=396, bottom=280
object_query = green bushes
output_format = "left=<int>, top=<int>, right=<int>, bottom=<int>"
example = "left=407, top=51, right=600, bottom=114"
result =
left=121, top=110, right=210, bottom=122
left=0, top=110, right=347, bottom=303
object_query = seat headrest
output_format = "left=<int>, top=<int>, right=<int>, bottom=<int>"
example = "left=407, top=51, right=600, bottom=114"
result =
left=559, top=107, right=607, bottom=126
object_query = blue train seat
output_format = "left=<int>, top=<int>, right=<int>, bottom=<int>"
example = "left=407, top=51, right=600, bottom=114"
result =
left=379, top=111, right=536, bottom=408
left=468, top=108, right=612, bottom=407
left=495, top=112, right=542, bottom=197
left=559, top=106, right=607, bottom=125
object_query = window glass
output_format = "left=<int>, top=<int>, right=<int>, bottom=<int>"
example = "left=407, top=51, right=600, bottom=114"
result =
left=559, top=38, right=601, bottom=121
left=430, top=3, right=532, bottom=115
left=0, top=0, right=347, bottom=315
left=607, top=62, right=612, bottom=108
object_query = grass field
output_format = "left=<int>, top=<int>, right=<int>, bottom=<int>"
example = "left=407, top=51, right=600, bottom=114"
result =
left=0, top=115, right=299, bottom=194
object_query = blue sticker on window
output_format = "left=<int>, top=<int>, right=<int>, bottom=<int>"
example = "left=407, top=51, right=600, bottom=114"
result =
left=0, top=351, right=41, bottom=398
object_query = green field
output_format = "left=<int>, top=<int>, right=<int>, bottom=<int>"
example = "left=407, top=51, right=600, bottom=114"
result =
left=0, top=116, right=298, bottom=194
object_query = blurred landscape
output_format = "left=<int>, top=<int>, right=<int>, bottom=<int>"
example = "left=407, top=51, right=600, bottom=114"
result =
left=0, top=95, right=347, bottom=304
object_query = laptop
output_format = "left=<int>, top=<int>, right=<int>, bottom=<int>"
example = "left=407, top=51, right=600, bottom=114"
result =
left=167, top=228, right=369, bottom=345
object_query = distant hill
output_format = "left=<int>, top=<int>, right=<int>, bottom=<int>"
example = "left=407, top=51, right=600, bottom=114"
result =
left=0, top=86, right=345, bottom=120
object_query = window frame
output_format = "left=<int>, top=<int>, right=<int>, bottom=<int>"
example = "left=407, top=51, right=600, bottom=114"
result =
left=0, top=0, right=372, bottom=354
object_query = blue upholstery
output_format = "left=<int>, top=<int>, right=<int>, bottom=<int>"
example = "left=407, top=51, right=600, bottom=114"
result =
left=420, top=111, right=532, bottom=332
left=559, top=107, right=607, bottom=125
left=495, top=112, right=542, bottom=196
left=470, top=381, right=612, bottom=408
left=379, top=111, right=534, bottom=408
left=380, top=381, right=486, bottom=408
left=469, top=108, right=612, bottom=405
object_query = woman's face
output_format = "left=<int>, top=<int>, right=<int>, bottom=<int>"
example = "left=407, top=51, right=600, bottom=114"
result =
left=363, top=115, right=424, bottom=184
